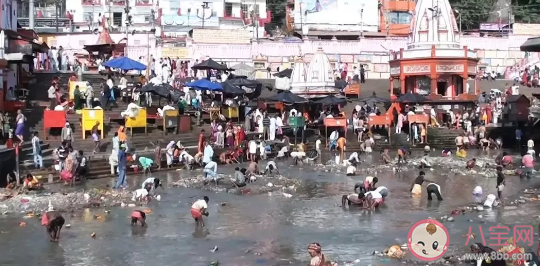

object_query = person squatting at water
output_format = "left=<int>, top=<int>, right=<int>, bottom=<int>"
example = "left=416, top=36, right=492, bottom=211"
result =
left=380, top=149, right=391, bottom=164
left=41, top=204, right=65, bottom=242
left=230, top=167, right=247, bottom=188
left=397, top=147, right=411, bottom=165
left=346, top=165, right=356, bottom=176
left=141, top=177, right=163, bottom=195
left=346, top=152, right=360, bottom=165
left=190, top=196, right=209, bottom=227
left=354, top=176, right=378, bottom=193
left=364, top=189, right=385, bottom=209
left=420, top=152, right=432, bottom=169
left=264, top=160, right=279, bottom=176
left=132, top=183, right=152, bottom=202
left=203, top=161, right=219, bottom=185
left=466, top=158, right=477, bottom=170
left=495, top=152, right=513, bottom=168
left=130, top=210, right=147, bottom=227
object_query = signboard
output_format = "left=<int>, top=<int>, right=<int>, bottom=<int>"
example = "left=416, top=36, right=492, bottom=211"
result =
left=390, top=67, right=400, bottom=75
left=161, top=47, right=189, bottom=59
left=192, top=29, right=251, bottom=44
left=18, top=18, right=70, bottom=28
left=436, top=64, right=464, bottom=73
left=513, top=23, right=540, bottom=35
left=480, top=23, right=509, bottom=31
left=403, top=65, right=430, bottom=74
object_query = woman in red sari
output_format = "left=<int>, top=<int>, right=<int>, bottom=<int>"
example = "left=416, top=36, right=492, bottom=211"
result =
left=235, top=125, right=246, bottom=147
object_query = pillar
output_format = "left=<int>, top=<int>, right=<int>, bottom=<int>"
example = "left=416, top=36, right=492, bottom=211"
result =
left=430, top=74, right=437, bottom=95
left=29, top=0, right=35, bottom=29
left=462, top=74, right=468, bottom=96
left=390, top=77, right=394, bottom=97
left=400, top=75, right=406, bottom=94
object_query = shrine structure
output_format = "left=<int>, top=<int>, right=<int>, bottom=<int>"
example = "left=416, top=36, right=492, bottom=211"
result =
left=290, top=47, right=339, bottom=97
left=388, top=0, right=479, bottom=100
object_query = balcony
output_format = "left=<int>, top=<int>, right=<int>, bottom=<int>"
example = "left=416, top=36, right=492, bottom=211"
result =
left=385, top=0, right=415, bottom=12
left=82, top=0, right=101, bottom=5
left=106, top=0, right=126, bottom=6
left=135, top=0, right=154, bottom=6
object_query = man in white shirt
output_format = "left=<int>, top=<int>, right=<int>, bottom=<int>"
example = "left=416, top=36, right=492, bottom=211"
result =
left=289, top=108, right=298, bottom=117
left=527, top=139, right=535, bottom=157
left=203, top=161, right=218, bottom=185
left=48, top=84, right=57, bottom=109
left=248, top=140, right=257, bottom=161
left=190, top=196, right=209, bottom=227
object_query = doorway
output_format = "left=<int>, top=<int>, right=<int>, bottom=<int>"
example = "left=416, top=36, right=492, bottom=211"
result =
left=437, top=81, right=446, bottom=95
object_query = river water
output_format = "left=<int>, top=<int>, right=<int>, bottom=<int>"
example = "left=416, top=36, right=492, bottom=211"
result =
left=1, top=151, right=539, bottom=266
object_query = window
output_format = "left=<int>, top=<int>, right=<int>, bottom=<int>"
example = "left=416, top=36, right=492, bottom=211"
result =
left=388, top=11, right=412, bottom=24
left=112, top=12, right=122, bottom=26
left=224, top=3, right=233, bottom=17
left=241, top=4, right=249, bottom=17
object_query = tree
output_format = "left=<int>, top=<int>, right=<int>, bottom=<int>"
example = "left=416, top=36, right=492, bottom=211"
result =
left=450, top=0, right=495, bottom=31
left=266, top=0, right=288, bottom=24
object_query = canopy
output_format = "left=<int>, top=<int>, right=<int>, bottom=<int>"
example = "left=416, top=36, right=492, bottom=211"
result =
left=192, top=58, right=230, bottom=71
left=359, top=92, right=391, bottom=104
left=266, top=91, right=308, bottom=104
left=221, top=83, right=245, bottom=95
left=273, top=68, right=292, bottom=78
left=140, top=83, right=184, bottom=100
left=186, top=79, right=223, bottom=91
left=312, top=95, right=347, bottom=106
left=520, top=37, right=540, bottom=52
left=104, top=56, right=147, bottom=71
left=224, top=77, right=261, bottom=88
left=397, top=92, right=431, bottom=103
left=230, top=63, right=256, bottom=79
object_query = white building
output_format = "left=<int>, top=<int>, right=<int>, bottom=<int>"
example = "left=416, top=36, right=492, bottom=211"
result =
left=17, top=0, right=269, bottom=38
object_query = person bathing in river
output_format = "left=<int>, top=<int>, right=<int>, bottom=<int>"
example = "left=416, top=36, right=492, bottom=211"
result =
left=342, top=192, right=365, bottom=207
left=41, top=203, right=65, bottom=242
left=346, top=165, right=356, bottom=176
left=381, top=149, right=391, bottom=164
left=132, top=183, right=152, bottom=202
left=346, top=152, right=360, bottom=166
left=456, top=146, right=467, bottom=158
left=141, top=177, right=163, bottom=195
left=307, top=242, right=326, bottom=266
left=364, top=189, right=384, bottom=209
left=496, top=166, right=505, bottom=201
left=354, top=176, right=378, bottom=193
left=191, top=196, right=209, bottom=227
left=264, top=160, right=279, bottom=176
left=496, top=152, right=513, bottom=168
left=397, top=147, right=410, bottom=165
left=230, top=167, right=247, bottom=188
left=219, top=150, right=233, bottom=164
left=247, top=160, right=259, bottom=176
left=426, top=183, right=443, bottom=201
left=374, top=186, right=389, bottom=199
left=131, top=210, right=147, bottom=227
left=466, top=158, right=476, bottom=170
left=419, top=152, right=432, bottom=169
left=410, top=171, right=434, bottom=195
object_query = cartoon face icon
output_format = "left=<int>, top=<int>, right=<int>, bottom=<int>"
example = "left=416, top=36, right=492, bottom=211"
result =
left=407, top=219, right=449, bottom=261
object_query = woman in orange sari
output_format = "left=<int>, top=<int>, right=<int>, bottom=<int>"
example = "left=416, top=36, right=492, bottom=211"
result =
left=118, top=126, right=128, bottom=150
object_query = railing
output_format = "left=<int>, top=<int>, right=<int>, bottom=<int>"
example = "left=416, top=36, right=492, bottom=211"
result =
left=106, top=0, right=126, bottom=6
left=135, top=0, right=153, bottom=6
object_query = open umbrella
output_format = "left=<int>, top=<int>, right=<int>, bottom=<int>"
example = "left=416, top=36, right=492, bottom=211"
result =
left=221, top=83, right=245, bottom=95
left=359, top=92, right=391, bottom=104
left=313, top=95, right=347, bottom=106
left=186, top=79, right=223, bottom=91
left=140, top=83, right=185, bottom=99
left=230, top=63, right=256, bottom=79
left=192, top=59, right=230, bottom=71
left=266, top=91, right=308, bottom=104
left=273, top=68, right=292, bottom=78
left=224, top=77, right=261, bottom=88
left=104, top=56, right=146, bottom=71
left=397, top=92, right=431, bottom=103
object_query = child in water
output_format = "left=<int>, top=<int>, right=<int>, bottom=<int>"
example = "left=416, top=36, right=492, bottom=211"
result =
left=130, top=210, right=147, bottom=227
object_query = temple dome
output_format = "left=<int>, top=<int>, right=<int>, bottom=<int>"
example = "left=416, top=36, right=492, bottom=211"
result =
left=408, top=0, right=460, bottom=49
left=290, top=48, right=338, bottom=96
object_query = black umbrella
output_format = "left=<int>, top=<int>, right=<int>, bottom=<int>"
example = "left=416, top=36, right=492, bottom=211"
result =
left=192, top=58, right=230, bottom=71
left=224, top=77, right=261, bottom=88
left=313, top=95, right=347, bottom=106
left=359, top=91, right=391, bottom=104
left=397, top=92, right=431, bottom=103
left=273, top=68, right=292, bottom=78
left=221, top=83, right=245, bottom=95
left=140, top=83, right=185, bottom=99
left=266, top=91, right=308, bottom=104
left=334, top=80, right=348, bottom=90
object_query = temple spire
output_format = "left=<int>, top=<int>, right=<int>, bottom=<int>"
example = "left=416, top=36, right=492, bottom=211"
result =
left=408, top=0, right=460, bottom=49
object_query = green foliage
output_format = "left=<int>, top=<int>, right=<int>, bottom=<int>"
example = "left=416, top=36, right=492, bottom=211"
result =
left=450, top=0, right=495, bottom=30
left=266, top=0, right=288, bottom=23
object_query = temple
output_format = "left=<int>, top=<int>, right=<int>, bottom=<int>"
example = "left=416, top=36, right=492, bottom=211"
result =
left=388, top=0, right=479, bottom=99
left=290, top=47, right=338, bottom=96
